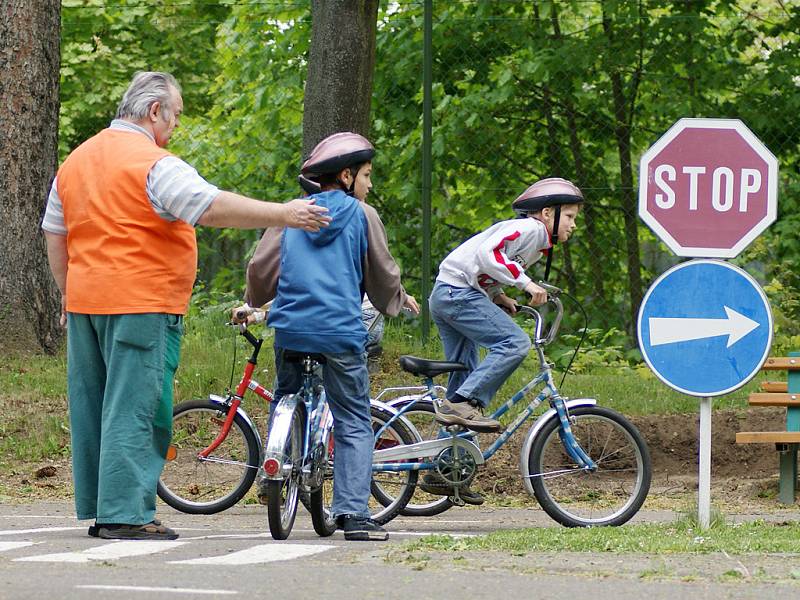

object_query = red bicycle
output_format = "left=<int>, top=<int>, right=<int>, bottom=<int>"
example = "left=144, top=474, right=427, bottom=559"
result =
left=157, top=316, right=273, bottom=514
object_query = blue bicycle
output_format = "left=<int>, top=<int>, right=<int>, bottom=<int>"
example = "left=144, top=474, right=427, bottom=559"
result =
left=369, top=283, right=652, bottom=527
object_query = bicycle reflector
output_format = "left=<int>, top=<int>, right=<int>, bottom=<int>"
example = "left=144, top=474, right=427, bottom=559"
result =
left=263, top=457, right=281, bottom=477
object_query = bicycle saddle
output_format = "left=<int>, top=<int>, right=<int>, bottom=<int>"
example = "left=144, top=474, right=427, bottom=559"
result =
left=399, top=355, right=468, bottom=378
left=283, top=350, right=327, bottom=364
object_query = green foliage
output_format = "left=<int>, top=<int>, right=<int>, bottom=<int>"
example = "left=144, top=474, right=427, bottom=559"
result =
left=57, top=1, right=800, bottom=349
left=60, top=0, right=229, bottom=159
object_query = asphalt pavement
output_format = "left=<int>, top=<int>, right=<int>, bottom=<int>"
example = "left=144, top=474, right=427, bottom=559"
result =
left=1, top=501, right=799, bottom=599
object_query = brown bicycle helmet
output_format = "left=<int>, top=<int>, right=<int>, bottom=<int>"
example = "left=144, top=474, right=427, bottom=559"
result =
left=298, top=132, right=375, bottom=195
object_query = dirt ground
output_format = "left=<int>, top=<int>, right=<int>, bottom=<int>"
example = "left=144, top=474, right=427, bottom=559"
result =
left=4, top=408, right=798, bottom=512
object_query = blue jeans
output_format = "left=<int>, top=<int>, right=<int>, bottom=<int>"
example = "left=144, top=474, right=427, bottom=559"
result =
left=273, top=346, right=373, bottom=519
left=429, top=282, right=531, bottom=408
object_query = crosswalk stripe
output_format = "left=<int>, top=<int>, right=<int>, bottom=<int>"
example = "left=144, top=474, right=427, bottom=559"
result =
left=15, top=540, right=186, bottom=563
left=170, top=543, right=335, bottom=565
left=0, top=527, right=84, bottom=536
left=76, top=585, right=237, bottom=595
left=0, top=542, right=35, bottom=552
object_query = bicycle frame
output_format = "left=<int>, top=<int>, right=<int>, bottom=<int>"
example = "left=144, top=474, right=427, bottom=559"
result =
left=261, top=355, right=333, bottom=486
left=372, top=301, right=597, bottom=475
left=196, top=325, right=272, bottom=464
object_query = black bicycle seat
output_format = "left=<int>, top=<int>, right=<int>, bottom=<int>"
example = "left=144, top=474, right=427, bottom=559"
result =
left=283, top=350, right=327, bottom=364
left=399, top=355, right=468, bottom=378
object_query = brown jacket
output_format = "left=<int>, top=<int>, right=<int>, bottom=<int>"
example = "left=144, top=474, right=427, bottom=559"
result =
left=245, top=201, right=409, bottom=317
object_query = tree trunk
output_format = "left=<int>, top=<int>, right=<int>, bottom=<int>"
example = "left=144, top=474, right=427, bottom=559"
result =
left=0, top=0, right=62, bottom=353
left=302, top=0, right=379, bottom=155
left=602, top=1, right=644, bottom=333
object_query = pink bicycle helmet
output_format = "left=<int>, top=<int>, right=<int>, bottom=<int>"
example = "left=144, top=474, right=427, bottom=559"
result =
left=298, top=132, right=375, bottom=195
left=512, top=177, right=584, bottom=215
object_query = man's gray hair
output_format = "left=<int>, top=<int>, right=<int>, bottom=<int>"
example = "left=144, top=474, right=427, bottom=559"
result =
left=116, top=71, right=181, bottom=121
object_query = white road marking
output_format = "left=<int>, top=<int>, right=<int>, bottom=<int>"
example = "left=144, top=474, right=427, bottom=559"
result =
left=0, top=541, right=35, bottom=552
left=0, top=527, right=84, bottom=536
left=181, top=533, right=274, bottom=541
left=170, top=543, right=334, bottom=565
left=15, top=540, right=186, bottom=563
left=0, top=515, right=76, bottom=519
left=389, top=531, right=475, bottom=538
left=76, top=585, right=236, bottom=595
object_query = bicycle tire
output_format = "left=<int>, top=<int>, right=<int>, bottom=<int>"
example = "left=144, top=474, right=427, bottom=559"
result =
left=267, top=401, right=305, bottom=540
left=369, top=405, right=419, bottom=525
left=157, top=398, right=260, bottom=515
left=372, top=400, right=454, bottom=517
left=528, top=406, right=651, bottom=527
left=309, top=424, right=337, bottom=537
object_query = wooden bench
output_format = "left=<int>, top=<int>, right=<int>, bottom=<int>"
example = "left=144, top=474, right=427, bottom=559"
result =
left=736, top=354, right=800, bottom=503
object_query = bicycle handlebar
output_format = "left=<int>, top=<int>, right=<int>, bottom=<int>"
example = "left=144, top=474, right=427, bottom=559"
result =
left=515, top=282, right=564, bottom=346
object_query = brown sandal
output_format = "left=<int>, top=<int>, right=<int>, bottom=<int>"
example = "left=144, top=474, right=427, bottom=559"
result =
left=97, top=521, right=178, bottom=540
left=89, top=518, right=162, bottom=538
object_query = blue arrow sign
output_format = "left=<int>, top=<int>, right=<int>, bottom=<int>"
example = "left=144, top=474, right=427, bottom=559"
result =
left=637, top=260, right=773, bottom=396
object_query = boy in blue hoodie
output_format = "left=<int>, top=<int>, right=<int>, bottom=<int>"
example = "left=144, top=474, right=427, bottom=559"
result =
left=243, top=132, right=418, bottom=541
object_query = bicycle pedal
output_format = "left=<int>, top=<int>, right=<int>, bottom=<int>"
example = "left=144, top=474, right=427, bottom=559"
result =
left=448, top=495, right=466, bottom=507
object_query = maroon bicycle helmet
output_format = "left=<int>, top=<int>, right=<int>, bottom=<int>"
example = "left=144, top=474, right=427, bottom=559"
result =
left=298, top=132, right=375, bottom=195
left=512, top=178, right=584, bottom=281
left=512, top=177, right=584, bottom=215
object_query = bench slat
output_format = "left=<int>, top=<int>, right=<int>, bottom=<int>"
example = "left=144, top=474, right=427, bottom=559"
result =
left=749, top=392, right=800, bottom=407
left=760, top=381, right=788, bottom=393
left=762, top=357, right=800, bottom=371
left=736, top=432, right=800, bottom=444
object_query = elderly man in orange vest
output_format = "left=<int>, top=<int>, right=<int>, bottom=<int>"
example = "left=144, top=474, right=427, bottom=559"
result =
left=42, top=71, right=330, bottom=541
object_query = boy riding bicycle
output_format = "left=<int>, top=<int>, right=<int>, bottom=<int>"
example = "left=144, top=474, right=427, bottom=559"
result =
left=425, top=178, right=584, bottom=503
left=241, top=132, right=418, bottom=541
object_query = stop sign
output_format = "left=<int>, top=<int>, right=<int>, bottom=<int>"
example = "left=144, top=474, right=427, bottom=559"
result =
left=638, top=118, right=778, bottom=258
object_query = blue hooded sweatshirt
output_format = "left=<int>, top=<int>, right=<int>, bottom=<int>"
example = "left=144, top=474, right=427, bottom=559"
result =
left=267, top=190, right=369, bottom=353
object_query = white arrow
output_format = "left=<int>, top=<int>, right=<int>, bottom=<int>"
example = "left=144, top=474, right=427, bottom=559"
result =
left=649, top=306, right=759, bottom=348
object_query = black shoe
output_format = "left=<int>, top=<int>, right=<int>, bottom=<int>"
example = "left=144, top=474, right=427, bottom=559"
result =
left=418, top=473, right=485, bottom=505
left=97, top=521, right=178, bottom=540
left=337, top=515, right=389, bottom=541
left=89, top=518, right=162, bottom=538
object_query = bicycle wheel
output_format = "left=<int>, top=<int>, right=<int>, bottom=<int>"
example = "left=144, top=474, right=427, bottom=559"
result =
left=309, top=424, right=337, bottom=537
left=528, top=406, right=651, bottom=527
left=158, top=398, right=260, bottom=515
left=373, top=400, right=454, bottom=517
left=369, top=405, right=419, bottom=525
left=266, top=401, right=304, bottom=540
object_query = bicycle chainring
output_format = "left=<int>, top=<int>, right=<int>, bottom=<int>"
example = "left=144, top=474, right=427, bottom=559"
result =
left=435, top=447, right=477, bottom=486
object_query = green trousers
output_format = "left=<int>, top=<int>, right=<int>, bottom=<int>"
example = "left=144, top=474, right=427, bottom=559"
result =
left=66, top=313, right=182, bottom=524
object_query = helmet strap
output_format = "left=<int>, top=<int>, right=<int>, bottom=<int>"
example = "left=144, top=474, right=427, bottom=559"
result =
left=543, top=206, right=561, bottom=281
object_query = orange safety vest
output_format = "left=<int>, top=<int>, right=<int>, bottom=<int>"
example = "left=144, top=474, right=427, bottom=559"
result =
left=57, top=128, right=198, bottom=315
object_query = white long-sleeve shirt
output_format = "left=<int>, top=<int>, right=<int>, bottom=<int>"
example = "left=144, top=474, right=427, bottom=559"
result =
left=436, top=217, right=551, bottom=298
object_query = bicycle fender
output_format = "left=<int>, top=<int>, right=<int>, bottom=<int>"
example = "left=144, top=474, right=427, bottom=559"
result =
left=262, top=393, right=304, bottom=480
left=208, top=394, right=263, bottom=459
left=370, top=399, right=423, bottom=442
left=518, top=398, right=597, bottom=496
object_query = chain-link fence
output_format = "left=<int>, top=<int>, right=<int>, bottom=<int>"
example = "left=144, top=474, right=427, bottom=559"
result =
left=60, top=1, right=800, bottom=350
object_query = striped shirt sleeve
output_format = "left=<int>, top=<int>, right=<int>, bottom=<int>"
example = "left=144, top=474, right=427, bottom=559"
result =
left=41, top=177, right=67, bottom=235
left=147, top=156, right=220, bottom=225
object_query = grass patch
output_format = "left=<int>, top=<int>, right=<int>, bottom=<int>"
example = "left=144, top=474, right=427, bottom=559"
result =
left=0, top=302, right=760, bottom=475
left=0, top=305, right=758, bottom=415
left=404, top=519, right=800, bottom=555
